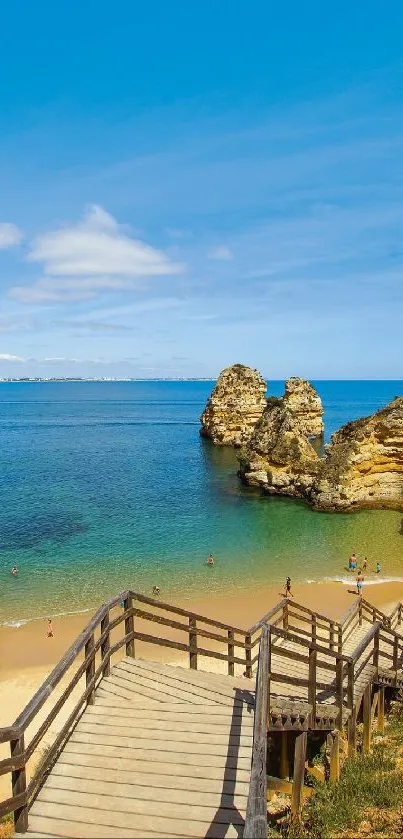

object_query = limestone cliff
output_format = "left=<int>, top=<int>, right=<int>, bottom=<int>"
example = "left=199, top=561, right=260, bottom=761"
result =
left=240, top=395, right=403, bottom=512
left=200, top=364, right=267, bottom=446
left=284, top=377, right=324, bottom=438
left=238, top=401, right=320, bottom=496
left=311, top=396, right=403, bottom=511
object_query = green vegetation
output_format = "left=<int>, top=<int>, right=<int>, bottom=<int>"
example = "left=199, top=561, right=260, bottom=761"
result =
left=286, top=702, right=403, bottom=838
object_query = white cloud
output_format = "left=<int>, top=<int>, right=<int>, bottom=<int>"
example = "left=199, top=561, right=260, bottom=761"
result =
left=208, top=246, right=233, bottom=261
left=10, top=205, right=183, bottom=304
left=0, top=223, right=24, bottom=248
left=0, top=353, right=26, bottom=362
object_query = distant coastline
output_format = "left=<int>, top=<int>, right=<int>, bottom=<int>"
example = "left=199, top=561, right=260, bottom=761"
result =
left=0, top=376, right=215, bottom=382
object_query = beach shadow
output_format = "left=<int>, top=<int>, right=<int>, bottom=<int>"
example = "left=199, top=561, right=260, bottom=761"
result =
left=205, top=688, right=252, bottom=838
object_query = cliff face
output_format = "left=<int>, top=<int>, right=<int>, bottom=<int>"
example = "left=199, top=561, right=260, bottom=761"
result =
left=284, top=377, right=324, bottom=438
left=311, top=396, right=403, bottom=511
left=200, top=364, right=267, bottom=446
left=239, top=402, right=320, bottom=496
left=240, top=396, right=403, bottom=512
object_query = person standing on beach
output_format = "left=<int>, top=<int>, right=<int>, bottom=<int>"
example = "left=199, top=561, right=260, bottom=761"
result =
left=356, top=570, right=364, bottom=597
left=376, top=561, right=381, bottom=574
left=362, top=557, right=368, bottom=572
left=285, top=576, right=293, bottom=598
left=47, top=619, right=54, bottom=638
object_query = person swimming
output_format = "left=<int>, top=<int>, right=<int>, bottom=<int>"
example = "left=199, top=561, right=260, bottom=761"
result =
left=152, top=586, right=160, bottom=596
left=11, top=566, right=18, bottom=576
left=206, top=554, right=215, bottom=566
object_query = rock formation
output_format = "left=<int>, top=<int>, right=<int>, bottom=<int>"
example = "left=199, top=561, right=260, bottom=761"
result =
left=200, top=364, right=267, bottom=446
left=239, top=396, right=403, bottom=512
left=283, top=377, right=324, bottom=438
left=311, top=396, right=403, bottom=511
left=238, top=400, right=320, bottom=496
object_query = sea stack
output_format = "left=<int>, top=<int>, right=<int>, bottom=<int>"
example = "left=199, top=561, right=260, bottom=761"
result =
left=200, top=363, right=267, bottom=446
left=283, top=377, right=324, bottom=438
left=240, top=394, right=403, bottom=512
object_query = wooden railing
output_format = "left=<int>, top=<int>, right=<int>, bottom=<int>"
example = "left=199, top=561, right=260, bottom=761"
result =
left=244, top=625, right=269, bottom=839
left=1, top=588, right=403, bottom=833
left=0, top=589, right=252, bottom=832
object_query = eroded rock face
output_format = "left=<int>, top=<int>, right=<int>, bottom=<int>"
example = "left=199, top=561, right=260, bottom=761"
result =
left=239, top=401, right=319, bottom=496
left=200, top=364, right=267, bottom=446
left=240, top=395, right=403, bottom=512
left=284, top=377, right=324, bottom=438
left=311, top=396, right=403, bottom=511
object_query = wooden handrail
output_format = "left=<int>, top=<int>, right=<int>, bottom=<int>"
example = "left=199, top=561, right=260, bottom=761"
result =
left=350, top=622, right=380, bottom=664
left=244, top=624, right=269, bottom=839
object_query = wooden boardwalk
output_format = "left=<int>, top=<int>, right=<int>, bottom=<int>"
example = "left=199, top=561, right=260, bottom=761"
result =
left=3, top=589, right=403, bottom=838
left=25, top=660, right=255, bottom=838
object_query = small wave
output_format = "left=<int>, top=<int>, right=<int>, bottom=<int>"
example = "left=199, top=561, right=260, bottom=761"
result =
left=0, top=605, right=92, bottom=629
left=321, top=575, right=403, bottom=586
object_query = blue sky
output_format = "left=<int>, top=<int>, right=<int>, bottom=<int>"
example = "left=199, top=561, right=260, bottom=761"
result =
left=0, top=1, right=402, bottom=378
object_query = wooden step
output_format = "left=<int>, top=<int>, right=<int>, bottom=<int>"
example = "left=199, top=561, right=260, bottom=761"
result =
left=61, top=742, right=251, bottom=781
left=63, top=739, right=252, bottom=771
left=74, top=718, right=253, bottom=747
left=86, top=703, right=254, bottom=726
left=30, top=794, right=245, bottom=838
left=95, top=696, right=253, bottom=716
left=69, top=727, right=252, bottom=758
left=84, top=707, right=253, bottom=733
left=120, top=657, right=254, bottom=692
left=52, top=758, right=251, bottom=797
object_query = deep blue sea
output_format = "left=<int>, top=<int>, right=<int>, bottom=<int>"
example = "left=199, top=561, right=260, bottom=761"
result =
left=1, top=380, right=403, bottom=625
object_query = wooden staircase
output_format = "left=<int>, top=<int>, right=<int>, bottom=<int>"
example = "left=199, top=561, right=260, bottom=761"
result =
left=1, top=590, right=403, bottom=838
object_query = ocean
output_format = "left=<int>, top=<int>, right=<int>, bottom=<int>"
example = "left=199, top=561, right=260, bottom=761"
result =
left=1, top=380, right=402, bottom=626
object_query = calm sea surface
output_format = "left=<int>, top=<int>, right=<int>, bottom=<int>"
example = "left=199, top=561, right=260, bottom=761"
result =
left=1, top=380, right=402, bottom=625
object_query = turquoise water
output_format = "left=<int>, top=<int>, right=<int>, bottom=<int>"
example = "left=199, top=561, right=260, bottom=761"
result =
left=1, top=380, right=403, bottom=625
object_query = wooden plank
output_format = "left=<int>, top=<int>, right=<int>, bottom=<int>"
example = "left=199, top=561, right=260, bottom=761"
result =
left=378, top=686, right=385, bottom=733
left=328, top=732, right=340, bottom=781
left=31, top=788, right=246, bottom=830
left=84, top=709, right=253, bottom=734
left=244, top=624, right=269, bottom=839
left=74, top=719, right=253, bottom=747
left=10, top=732, right=28, bottom=833
left=68, top=728, right=252, bottom=758
left=43, top=773, right=248, bottom=811
left=29, top=809, right=193, bottom=838
left=291, top=731, right=307, bottom=819
left=93, top=697, right=253, bottom=718
left=51, top=760, right=251, bottom=797
left=60, top=744, right=252, bottom=782
left=363, top=684, right=371, bottom=752
left=114, top=660, right=253, bottom=705
left=64, top=739, right=252, bottom=770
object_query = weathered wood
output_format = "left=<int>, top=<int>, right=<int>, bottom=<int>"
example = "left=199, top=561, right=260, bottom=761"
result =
left=134, top=590, right=248, bottom=634
left=327, top=731, right=340, bottom=781
left=244, top=625, right=269, bottom=839
left=308, top=648, right=317, bottom=726
left=123, top=594, right=134, bottom=657
left=279, top=732, right=289, bottom=780
left=85, top=634, right=95, bottom=706
left=100, top=612, right=110, bottom=678
left=363, top=684, right=371, bottom=753
left=335, top=658, right=344, bottom=730
left=189, top=617, right=197, bottom=670
left=371, top=691, right=379, bottom=722
left=282, top=601, right=289, bottom=631
left=133, top=607, right=247, bottom=648
left=245, top=633, right=252, bottom=678
left=378, top=686, right=385, bottom=733
left=10, top=733, right=28, bottom=833
left=347, top=660, right=356, bottom=755
left=227, top=629, right=235, bottom=676
left=393, top=635, right=399, bottom=671
left=311, top=614, right=317, bottom=644
left=291, top=731, right=307, bottom=819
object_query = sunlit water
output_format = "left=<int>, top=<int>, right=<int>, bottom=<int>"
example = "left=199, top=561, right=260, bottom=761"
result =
left=1, top=380, right=402, bottom=625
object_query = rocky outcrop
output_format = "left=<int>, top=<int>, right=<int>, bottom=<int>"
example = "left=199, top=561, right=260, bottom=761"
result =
left=239, top=396, right=403, bottom=512
left=200, top=364, right=267, bottom=446
left=284, top=377, right=324, bottom=438
left=238, top=401, right=320, bottom=496
left=311, top=396, right=403, bottom=511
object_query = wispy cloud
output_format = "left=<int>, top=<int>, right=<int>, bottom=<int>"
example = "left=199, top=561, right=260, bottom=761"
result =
left=0, top=223, right=24, bottom=248
left=10, top=205, right=184, bottom=303
left=0, top=353, right=26, bottom=361
left=208, top=246, right=233, bottom=261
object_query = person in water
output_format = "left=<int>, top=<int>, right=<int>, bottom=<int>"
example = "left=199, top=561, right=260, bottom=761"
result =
left=376, top=562, right=381, bottom=574
left=152, top=586, right=160, bottom=596
left=207, top=554, right=215, bottom=566
left=11, top=566, right=18, bottom=576
left=362, top=557, right=368, bottom=572
left=356, top=570, right=364, bottom=596
left=349, top=551, right=357, bottom=571
left=47, top=619, right=54, bottom=638
left=285, top=576, right=293, bottom=598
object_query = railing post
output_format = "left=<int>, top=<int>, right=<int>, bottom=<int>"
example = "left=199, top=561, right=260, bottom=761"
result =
left=267, top=626, right=271, bottom=728
left=308, top=646, right=317, bottom=727
left=373, top=626, right=379, bottom=676
left=100, top=610, right=110, bottom=677
left=124, top=593, right=135, bottom=657
left=189, top=617, right=197, bottom=670
left=338, top=625, right=343, bottom=654
left=245, top=633, right=252, bottom=678
left=282, top=601, right=288, bottom=631
left=311, top=614, right=317, bottom=645
left=335, top=657, right=344, bottom=730
left=399, top=604, right=402, bottom=627
left=11, top=733, right=28, bottom=833
left=291, top=731, right=308, bottom=821
left=363, top=684, right=371, bottom=753
left=347, top=659, right=356, bottom=755
left=329, top=621, right=335, bottom=651
left=358, top=599, right=363, bottom=626
left=378, top=686, right=385, bottom=733
left=227, top=629, right=234, bottom=676
left=85, top=632, right=95, bottom=705
left=393, top=635, right=399, bottom=673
